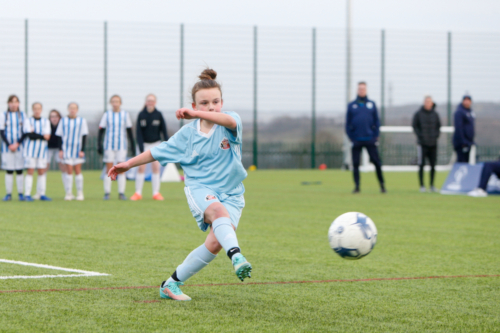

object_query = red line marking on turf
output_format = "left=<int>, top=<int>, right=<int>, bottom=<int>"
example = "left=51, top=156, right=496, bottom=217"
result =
left=1, top=274, right=499, bottom=294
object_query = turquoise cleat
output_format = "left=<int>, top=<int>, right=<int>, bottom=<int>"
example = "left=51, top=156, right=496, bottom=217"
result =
left=232, top=253, right=252, bottom=281
left=159, top=281, right=191, bottom=301
left=24, top=195, right=34, bottom=202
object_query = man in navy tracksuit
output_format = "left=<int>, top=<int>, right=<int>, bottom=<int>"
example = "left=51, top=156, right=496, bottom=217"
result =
left=346, top=82, right=386, bottom=193
left=452, top=95, right=475, bottom=163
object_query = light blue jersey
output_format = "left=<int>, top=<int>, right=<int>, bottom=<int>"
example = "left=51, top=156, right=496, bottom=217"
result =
left=151, top=111, right=247, bottom=194
left=151, top=111, right=247, bottom=232
left=0, top=111, right=26, bottom=153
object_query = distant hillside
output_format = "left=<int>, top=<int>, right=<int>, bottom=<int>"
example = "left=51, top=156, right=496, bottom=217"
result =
left=242, top=102, right=500, bottom=146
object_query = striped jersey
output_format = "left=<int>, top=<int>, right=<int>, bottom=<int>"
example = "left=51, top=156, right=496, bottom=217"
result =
left=99, top=110, right=132, bottom=151
left=55, top=116, right=89, bottom=159
left=0, top=111, right=26, bottom=153
left=23, top=117, right=51, bottom=159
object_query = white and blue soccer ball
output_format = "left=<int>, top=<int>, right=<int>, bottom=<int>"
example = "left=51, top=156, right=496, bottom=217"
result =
left=328, top=212, right=377, bottom=260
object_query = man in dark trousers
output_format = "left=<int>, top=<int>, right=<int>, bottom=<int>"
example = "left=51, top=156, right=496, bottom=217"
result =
left=345, top=82, right=386, bottom=193
left=453, top=94, right=475, bottom=163
left=468, top=159, right=500, bottom=197
left=412, top=95, right=441, bottom=192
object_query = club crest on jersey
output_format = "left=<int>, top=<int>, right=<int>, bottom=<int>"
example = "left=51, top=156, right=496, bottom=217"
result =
left=220, top=137, right=230, bottom=150
left=205, top=194, right=216, bottom=201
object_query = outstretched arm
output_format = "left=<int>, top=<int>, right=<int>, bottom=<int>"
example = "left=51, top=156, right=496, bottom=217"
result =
left=176, top=108, right=236, bottom=130
left=107, top=150, right=155, bottom=180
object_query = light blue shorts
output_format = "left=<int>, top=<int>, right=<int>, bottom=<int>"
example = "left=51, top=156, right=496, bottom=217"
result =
left=184, top=183, right=245, bottom=232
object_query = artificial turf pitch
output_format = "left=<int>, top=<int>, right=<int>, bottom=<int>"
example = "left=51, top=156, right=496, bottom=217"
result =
left=0, top=170, right=499, bottom=332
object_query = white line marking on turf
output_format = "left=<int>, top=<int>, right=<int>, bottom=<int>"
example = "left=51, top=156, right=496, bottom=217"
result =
left=0, top=259, right=110, bottom=280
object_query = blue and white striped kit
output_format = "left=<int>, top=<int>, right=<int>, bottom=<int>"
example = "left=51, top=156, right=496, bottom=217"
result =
left=55, top=116, right=89, bottom=159
left=23, top=117, right=51, bottom=159
left=0, top=111, right=26, bottom=153
left=99, top=110, right=132, bottom=151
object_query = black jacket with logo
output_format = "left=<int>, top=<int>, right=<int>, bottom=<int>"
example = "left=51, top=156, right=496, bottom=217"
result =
left=136, top=107, right=168, bottom=153
left=412, top=104, right=441, bottom=147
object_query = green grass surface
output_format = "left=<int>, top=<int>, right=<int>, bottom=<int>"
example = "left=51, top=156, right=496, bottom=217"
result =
left=0, top=170, right=499, bottom=332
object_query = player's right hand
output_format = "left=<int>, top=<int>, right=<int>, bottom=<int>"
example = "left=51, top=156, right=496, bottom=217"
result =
left=108, top=162, right=130, bottom=181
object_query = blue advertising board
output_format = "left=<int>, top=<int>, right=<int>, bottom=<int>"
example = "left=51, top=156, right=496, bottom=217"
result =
left=441, top=163, right=500, bottom=195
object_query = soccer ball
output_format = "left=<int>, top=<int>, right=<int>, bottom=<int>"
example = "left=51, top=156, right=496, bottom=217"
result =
left=328, top=212, right=377, bottom=259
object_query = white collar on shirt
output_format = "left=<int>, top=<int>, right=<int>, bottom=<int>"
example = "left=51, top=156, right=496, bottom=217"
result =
left=196, top=119, right=217, bottom=138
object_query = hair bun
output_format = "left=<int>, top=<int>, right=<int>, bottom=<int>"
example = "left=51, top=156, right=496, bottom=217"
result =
left=199, top=68, right=217, bottom=81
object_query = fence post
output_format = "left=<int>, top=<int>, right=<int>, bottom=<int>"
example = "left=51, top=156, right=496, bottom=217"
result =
left=104, top=21, right=108, bottom=113
left=253, top=26, right=258, bottom=168
left=380, top=29, right=385, bottom=126
left=311, top=27, right=316, bottom=169
left=24, top=19, right=28, bottom=115
left=447, top=31, right=452, bottom=126
left=180, top=23, right=184, bottom=127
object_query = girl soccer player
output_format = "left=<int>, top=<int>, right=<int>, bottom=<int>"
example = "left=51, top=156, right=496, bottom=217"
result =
left=47, top=109, right=67, bottom=194
left=0, top=95, right=26, bottom=201
left=56, top=102, right=88, bottom=201
left=23, top=102, right=52, bottom=201
left=109, top=69, right=252, bottom=301
left=98, top=95, right=135, bottom=200
left=130, top=94, right=168, bottom=201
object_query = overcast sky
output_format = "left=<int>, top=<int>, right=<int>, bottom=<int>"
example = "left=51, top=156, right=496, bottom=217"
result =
left=1, top=0, right=500, bottom=32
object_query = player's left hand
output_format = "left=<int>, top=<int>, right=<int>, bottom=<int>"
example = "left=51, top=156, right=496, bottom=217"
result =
left=108, top=162, right=130, bottom=181
left=176, top=108, right=198, bottom=120
left=79, top=151, right=85, bottom=158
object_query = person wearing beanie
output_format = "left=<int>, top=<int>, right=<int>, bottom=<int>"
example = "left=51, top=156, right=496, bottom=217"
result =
left=452, top=94, right=475, bottom=163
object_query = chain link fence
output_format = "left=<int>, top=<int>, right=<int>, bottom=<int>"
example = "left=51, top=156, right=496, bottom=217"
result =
left=0, top=19, right=499, bottom=169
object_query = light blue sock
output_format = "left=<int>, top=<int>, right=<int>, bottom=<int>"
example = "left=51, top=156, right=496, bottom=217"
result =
left=212, top=217, right=240, bottom=254
left=174, top=244, right=217, bottom=282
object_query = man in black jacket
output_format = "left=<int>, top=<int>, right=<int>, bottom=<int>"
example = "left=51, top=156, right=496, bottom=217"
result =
left=412, top=96, right=441, bottom=192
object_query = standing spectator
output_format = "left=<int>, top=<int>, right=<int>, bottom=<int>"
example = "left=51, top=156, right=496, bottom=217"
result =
left=23, top=102, right=52, bottom=201
left=47, top=109, right=67, bottom=195
left=56, top=102, right=88, bottom=201
left=98, top=95, right=135, bottom=201
left=412, top=95, right=441, bottom=192
left=452, top=94, right=474, bottom=163
left=130, top=94, right=168, bottom=201
left=345, top=82, right=386, bottom=194
left=0, top=95, right=26, bottom=201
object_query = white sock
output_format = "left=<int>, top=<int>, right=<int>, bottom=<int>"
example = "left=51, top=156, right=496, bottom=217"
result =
left=104, top=175, right=112, bottom=194
left=24, top=174, right=33, bottom=196
left=5, top=174, right=13, bottom=194
left=118, top=174, right=126, bottom=194
left=61, top=172, right=67, bottom=191
left=135, top=173, right=145, bottom=195
left=152, top=173, right=160, bottom=195
left=37, top=174, right=46, bottom=196
left=66, top=174, right=73, bottom=194
left=16, top=174, right=24, bottom=195
left=75, top=174, right=84, bottom=193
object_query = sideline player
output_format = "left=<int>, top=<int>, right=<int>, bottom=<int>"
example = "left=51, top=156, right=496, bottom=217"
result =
left=0, top=95, right=26, bottom=201
left=47, top=109, right=67, bottom=195
left=108, top=69, right=252, bottom=301
left=468, top=160, right=500, bottom=197
left=98, top=95, right=135, bottom=200
left=23, top=102, right=52, bottom=201
left=130, top=94, right=168, bottom=201
left=346, top=82, right=386, bottom=193
left=56, top=102, right=88, bottom=201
